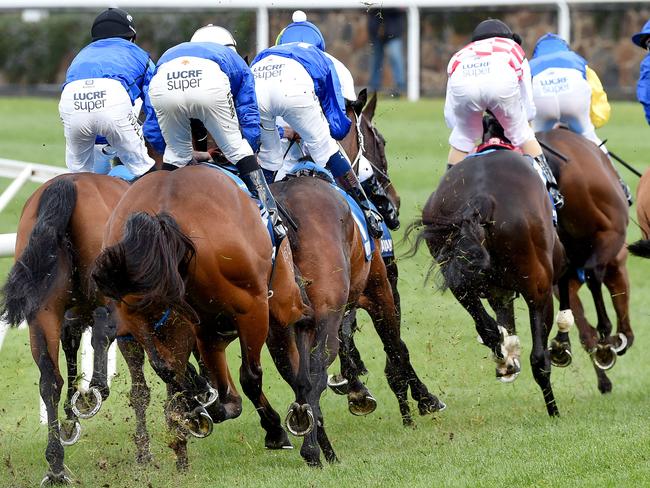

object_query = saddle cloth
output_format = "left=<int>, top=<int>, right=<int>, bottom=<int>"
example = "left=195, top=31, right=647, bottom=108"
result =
left=285, top=161, right=394, bottom=261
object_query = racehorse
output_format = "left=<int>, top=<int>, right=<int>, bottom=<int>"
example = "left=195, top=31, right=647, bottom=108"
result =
left=264, top=92, right=443, bottom=467
left=407, top=146, right=572, bottom=416
left=92, top=165, right=310, bottom=469
left=0, top=174, right=128, bottom=485
left=538, top=128, right=632, bottom=394
left=329, top=92, right=441, bottom=426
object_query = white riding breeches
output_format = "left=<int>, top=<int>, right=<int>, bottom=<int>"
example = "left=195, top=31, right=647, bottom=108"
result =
left=59, top=78, right=154, bottom=176
left=445, top=60, right=535, bottom=152
left=149, top=56, right=253, bottom=167
left=532, top=67, right=603, bottom=149
left=253, top=55, right=339, bottom=172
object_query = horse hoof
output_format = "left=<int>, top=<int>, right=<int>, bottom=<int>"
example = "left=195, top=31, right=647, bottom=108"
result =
left=348, top=392, right=377, bottom=416
left=185, top=408, right=213, bottom=438
left=285, top=402, right=314, bottom=436
left=40, top=471, right=73, bottom=486
left=496, top=369, right=520, bottom=383
left=195, top=386, right=219, bottom=408
left=549, top=339, right=573, bottom=368
left=59, top=420, right=81, bottom=446
left=265, top=429, right=293, bottom=450
left=591, top=344, right=617, bottom=371
left=418, top=395, right=446, bottom=415
left=612, top=333, right=628, bottom=355
left=71, top=387, right=103, bottom=419
left=327, top=374, right=349, bottom=395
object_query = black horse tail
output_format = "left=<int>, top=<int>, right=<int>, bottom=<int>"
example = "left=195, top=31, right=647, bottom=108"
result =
left=92, top=212, right=198, bottom=322
left=628, top=239, right=650, bottom=259
left=0, top=178, right=77, bottom=326
left=408, top=196, right=494, bottom=292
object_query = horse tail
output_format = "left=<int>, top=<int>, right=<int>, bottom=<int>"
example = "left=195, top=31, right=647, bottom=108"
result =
left=0, top=178, right=77, bottom=326
left=412, top=196, right=494, bottom=292
left=92, top=212, right=198, bottom=322
left=628, top=239, right=650, bottom=259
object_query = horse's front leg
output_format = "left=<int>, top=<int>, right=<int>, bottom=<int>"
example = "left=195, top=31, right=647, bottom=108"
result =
left=118, top=339, right=152, bottom=464
left=549, top=271, right=575, bottom=368
left=88, top=306, right=117, bottom=400
left=584, top=268, right=618, bottom=371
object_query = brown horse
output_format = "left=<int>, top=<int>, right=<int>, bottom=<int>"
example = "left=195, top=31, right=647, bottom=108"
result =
left=0, top=174, right=128, bottom=485
left=329, top=93, right=441, bottom=426
left=409, top=148, right=572, bottom=416
left=264, top=95, right=443, bottom=467
left=92, top=165, right=309, bottom=469
left=538, top=129, right=632, bottom=394
left=630, top=168, right=650, bottom=256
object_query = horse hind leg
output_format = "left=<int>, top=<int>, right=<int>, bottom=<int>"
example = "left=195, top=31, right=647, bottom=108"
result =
left=549, top=272, right=575, bottom=368
left=88, top=306, right=117, bottom=400
left=604, top=255, right=633, bottom=356
left=585, top=268, right=618, bottom=371
left=30, top=312, right=72, bottom=485
left=119, top=339, right=153, bottom=464
left=59, top=310, right=85, bottom=446
left=528, top=293, right=560, bottom=417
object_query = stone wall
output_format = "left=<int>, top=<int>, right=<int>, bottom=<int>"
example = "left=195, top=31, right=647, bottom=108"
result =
left=2, top=5, right=650, bottom=99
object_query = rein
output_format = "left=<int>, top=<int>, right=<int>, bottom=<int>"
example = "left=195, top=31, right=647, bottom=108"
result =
left=347, top=112, right=395, bottom=193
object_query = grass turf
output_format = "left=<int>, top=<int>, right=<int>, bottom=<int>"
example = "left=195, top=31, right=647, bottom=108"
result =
left=0, top=97, right=649, bottom=487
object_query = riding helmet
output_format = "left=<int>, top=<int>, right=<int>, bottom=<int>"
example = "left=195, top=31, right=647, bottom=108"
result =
left=191, top=25, right=237, bottom=51
left=471, top=19, right=522, bottom=45
left=91, top=8, right=137, bottom=41
left=632, top=19, right=650, bottom=48
left=276, top=10, right=326, bottom=51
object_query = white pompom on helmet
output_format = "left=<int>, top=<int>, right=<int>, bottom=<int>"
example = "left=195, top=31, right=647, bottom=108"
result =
left=191, top=24, right=237, bottom=51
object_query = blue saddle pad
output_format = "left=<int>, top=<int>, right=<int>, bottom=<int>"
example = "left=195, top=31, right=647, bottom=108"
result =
left=286, top=162, right=375, bottom=261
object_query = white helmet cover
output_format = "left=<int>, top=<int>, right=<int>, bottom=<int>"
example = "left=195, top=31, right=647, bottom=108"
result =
left=191, top=25, right=237, bottom=51
left=324, top=52, right=356, bottom=101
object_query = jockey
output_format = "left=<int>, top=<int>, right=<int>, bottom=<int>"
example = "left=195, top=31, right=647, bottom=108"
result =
left=444, top=19, right=564, bottom=209
left=252, top=10, right=383, bottom=238
left=530, top=33, right=632, bottom=206
left=148, top=25, right=287, bottom=242
left=59, top=8, right=164, bottom=177
left=633, top=20, right=650, bottom=124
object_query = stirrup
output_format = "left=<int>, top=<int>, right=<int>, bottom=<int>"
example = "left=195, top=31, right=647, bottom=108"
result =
left=363, top=207, right=384, bottom=239
left=550, top=187, right=564, bottom=210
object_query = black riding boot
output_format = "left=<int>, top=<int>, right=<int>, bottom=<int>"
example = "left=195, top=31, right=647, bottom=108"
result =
left=361, top=175, right=399, bottom=230
left=534, top=154, right=565, bottom=209
left=335, top=168, right=384, bottom=239
left=240, top=168, right=287, bottom=243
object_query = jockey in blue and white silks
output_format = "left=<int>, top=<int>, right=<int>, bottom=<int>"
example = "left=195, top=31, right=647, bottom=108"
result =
left=633, top=20, right=650, bottom=125
left=59, top=8, right=164, bottom=177
left=252, top=11, right=383, bottom=238
left=148, top=25, right=287, bottom=241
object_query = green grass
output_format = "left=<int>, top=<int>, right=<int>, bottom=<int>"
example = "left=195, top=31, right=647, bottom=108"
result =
left=1, top=96, right=650, bottom=487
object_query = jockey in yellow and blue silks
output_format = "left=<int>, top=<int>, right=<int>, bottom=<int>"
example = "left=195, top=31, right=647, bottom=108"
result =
left=530, top=33, right=632, bottom=205
left=59, top=8, right=164, bottom=177
left=252, top=11, right=383, bottom=238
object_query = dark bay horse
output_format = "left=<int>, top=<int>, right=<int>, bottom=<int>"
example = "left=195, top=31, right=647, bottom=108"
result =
left=0, top=173, right=128, bottom=485
left=92, top=166, right=310, bottom=469
left=264, top=95, right=443, bottom=467
left=538, top=129, right=632, bottom=394
left=409, top=149, right=571, bottom=416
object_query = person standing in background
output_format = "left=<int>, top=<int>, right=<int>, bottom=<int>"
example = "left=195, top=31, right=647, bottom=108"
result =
left=367, top=8, right=406, bottom=97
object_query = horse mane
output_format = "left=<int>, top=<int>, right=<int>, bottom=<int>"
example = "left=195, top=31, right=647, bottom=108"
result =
left=92, top=212, right=198, bottom=322
left=0, top=177, right=77, bottom=325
